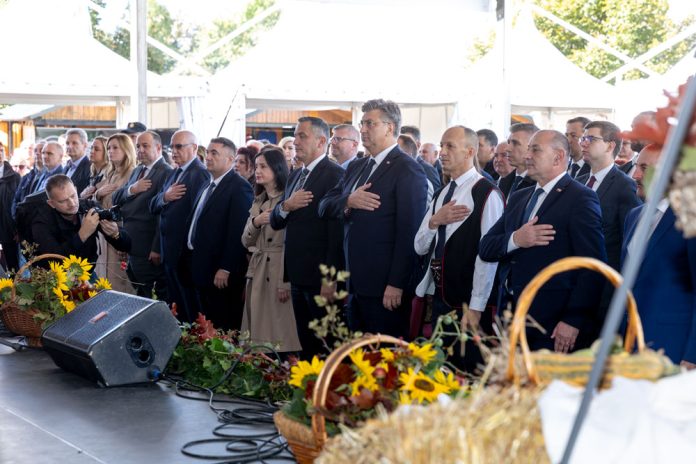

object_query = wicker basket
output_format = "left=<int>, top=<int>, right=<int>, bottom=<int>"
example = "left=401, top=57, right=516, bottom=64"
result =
left=0, top=254, right=67, bottom=347
left=274, top=335, right=408, bottom=464
left=506, top=256, right=645, bottom=386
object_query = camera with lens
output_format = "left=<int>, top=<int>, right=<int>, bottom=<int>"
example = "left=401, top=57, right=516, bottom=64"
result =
left=94, top=206, right=122, bottom=222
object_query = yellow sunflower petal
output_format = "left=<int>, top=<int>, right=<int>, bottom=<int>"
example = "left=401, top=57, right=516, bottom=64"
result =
left=94, top=278, right=112, bottom=290
left=0, top=278, right=13, bottom=292
left=409, top=342, right=437, bottom=365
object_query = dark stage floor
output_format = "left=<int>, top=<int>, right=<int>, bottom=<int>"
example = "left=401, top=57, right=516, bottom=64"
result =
left=0, top=343, right=294, bottom=464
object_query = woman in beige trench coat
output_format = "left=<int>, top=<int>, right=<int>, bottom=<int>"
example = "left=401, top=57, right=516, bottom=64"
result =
left=241, top=147, right=301, bottom=352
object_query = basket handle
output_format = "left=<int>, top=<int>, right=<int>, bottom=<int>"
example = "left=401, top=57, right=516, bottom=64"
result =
left=506, top=257, right=645, bottom=385
left=9, top=254, right=68, bottom=301
left=310, top=334, right=408, bottom=447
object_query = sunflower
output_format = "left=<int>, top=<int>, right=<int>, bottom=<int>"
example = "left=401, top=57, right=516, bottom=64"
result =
left=52, top=287, right=65, bottom=300
left=49, top=261, right=69, bottom=292
left=289, top=356, right=325, bottom=388
left=88, top=290, right=98, bottom=299
left=349, top=349, right=375, bottom=377
left=408, top=342, right=437, bottom=365
left=433, top=370, right=461, bottom=393
left=94, top=278, right=112, bottom=291
left=398, top=391, right=412, bottom=406
left=379, top=348, right=395, bottom=362
left=399, top=368, right=449, bottom=404
left=350, top=372, right=378, bottom=396
left=0, top=278, right=12, bottom=292
left=61, top=298, right=76, bottom=313
left=63, top=255, right=92, bottom=282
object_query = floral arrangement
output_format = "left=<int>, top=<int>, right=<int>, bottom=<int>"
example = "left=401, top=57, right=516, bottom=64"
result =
left=621, top=76, right=696, bottom=237
left=0, top=255, right=111, bottom=328
left=165, top=312, right=292, bottom=402
left=282, top=266, right=469, bottom=436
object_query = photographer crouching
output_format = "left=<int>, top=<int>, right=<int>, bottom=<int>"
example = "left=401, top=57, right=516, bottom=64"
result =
left=31, top=175, right=131, bottom=266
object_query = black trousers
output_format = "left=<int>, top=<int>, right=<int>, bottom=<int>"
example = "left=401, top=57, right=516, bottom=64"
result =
left=290, top=284, right=328, bottom=358
left=347, top=291, right=412, bottom=339
left=0, top=241, right=19, bottom=273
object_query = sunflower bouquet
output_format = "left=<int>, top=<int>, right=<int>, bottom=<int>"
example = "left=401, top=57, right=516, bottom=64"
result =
left=0, top=254, right=111, bottom=330
left=283, top=339, right=465, bottom=436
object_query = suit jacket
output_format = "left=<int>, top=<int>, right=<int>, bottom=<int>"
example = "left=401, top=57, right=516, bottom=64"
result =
left=0, top=162, right=20, bottom=242
left=11, top=168, right=37, bottom=219
left=618, top=160, right=634, bottom=175
left=417, top=157, right=442, bottom=192
left=479, top=174, right=607, bottom=349
left=498, top=171, right=534, bottom=200
left=569, top=161, right=590, bottom=179
left=149, top=158, right=210, bottom=268
left=577, top=166, right=641, bottom=270
left=112, top=158, right=173, bottom=258
left=622, top=206, right=696, bottom=364
left=186, top=170, right=253, bottom=287
left=270, top=156, right=344, bottom=288
left=319, top=146, right=428, bottom=296
left=65, top=157, right=91, bottom=195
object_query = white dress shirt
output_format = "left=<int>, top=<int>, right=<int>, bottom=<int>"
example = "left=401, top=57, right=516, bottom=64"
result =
left=626, top=198, right=669, bottom=258
left=414, top=167, right=504, bottom=311
left=585, top=163, right=613, bottom=191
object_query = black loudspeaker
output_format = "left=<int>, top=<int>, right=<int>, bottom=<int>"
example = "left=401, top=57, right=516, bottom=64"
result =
left=42, top=290, right=181, bottom=387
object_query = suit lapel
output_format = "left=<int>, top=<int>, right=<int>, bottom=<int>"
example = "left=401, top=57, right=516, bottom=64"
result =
left=595, top=166, right=616, bottom=200
left=645, top=206, right=675, bottom=257
left=366, top=147, right=400, bottom=186
left=302, top=156, right=328, bottom=191
left=536, top=174, right=572, bottom=219
left=286, top=167, right=303, bottom=197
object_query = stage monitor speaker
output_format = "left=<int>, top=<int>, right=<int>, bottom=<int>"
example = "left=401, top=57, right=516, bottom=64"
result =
left=42, top=290, right=181, bottom=387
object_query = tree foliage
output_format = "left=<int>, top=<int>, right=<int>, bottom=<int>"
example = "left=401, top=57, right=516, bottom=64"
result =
left=532, top=0, right=696, bottom=81
left=90, top=0, right=278, bottom=75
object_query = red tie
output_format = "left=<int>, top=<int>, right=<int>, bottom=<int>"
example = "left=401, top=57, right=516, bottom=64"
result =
left=586, top=175, right=597, bottom=189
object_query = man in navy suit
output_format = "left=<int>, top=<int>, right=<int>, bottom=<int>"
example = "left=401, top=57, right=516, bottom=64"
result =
left=498, top=123, right=538, bottom=199
left=63, top=129, right=92, bottom=195
left=480, top=130, right=606, bottom=352
left=398, top=134, right=438, bottom=204
left=565, top=117, right=591, bottom=179
left=320, top=99, right=428, bottom=338
left=270, top=117, right=344, bottom=356
left=476, top=128, right=500, bottom=181
left=576, top=121, right=641, bottom=271
left=113, top=131, right=172, bottom=301
left=622, top=145, right=696, bottom=368
left=179, top=137, right=253, bottom=330
left=150, top=130, right=209, bottom=322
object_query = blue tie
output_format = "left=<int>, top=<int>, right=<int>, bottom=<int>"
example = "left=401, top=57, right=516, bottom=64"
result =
left=355, top=158, right=376, bottom=189
left=522, top=188, right=544, bottom=224
left=434, top=181, right=457, bottom=259
left=293, top=168, right=309, bottom=193
left=511, top=175, right=523, bottom=193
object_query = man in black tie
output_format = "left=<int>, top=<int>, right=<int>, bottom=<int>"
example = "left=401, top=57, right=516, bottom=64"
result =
left=497, top=123, right=538, bottom=199
left=150, top=129, right=209, bottom=322
left=414, top=126, right=504, bottom=367
left=565, top=116, right=591, bottom=179
left=270, top=117, right=344, bottom=356
left=113, top=131, right=172, bottom=301
left=180, top=137, right=253, bottom=330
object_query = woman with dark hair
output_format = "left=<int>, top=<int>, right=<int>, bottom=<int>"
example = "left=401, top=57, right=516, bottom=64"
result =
left=234, top=146, right=256, bottom=187
left=241, top=147, right=300, bottom=353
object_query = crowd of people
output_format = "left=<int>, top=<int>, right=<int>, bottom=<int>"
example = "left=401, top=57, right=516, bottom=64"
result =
left=0, top=99, right=693, bottom=371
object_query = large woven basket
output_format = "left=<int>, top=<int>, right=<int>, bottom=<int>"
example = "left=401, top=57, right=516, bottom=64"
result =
left=274, top=334, right=408, bottom=464
left=506, top=256, right=645, bottom=386
left=0, top=254, right=67, bottom=347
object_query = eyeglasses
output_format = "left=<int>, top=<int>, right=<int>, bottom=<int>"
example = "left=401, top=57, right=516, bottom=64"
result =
left=330, top=136, right=358, bottom=144
left=172, top=143, right=193, bottom=150
left=359, top=120, right=390, bottom=129
left=579, top=135, right=607, bottom=144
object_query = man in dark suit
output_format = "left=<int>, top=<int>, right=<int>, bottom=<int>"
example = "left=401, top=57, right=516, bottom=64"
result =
left=398, top=134, right=439, bottom=203
left=0, top=154, right=21, bottom=271
left=617, top=140, right=637, bottom=176
left=150, top=130, right=209, bottom=322
left=493, top=142, right=514, bottom=183
left=33, top=142, right=65, bottom=193
left=498, top=123, right=537, bottom=199
left=576, top=121, right=641, bottom=271
left=476, top=128, right=499, bottom=181
left=113, top=131, right=172, bottom=301
left=179, top=137, right=253, bottom=330
left=418, top=142, right=442, bottom=182
left=270, top=117, right=344, bottom=356
left=63, top=129, right=92, bottom=195
left=480, top=130, right=606, bottom=352
left=11, top=141, right=44, bottom=219
left=622, top=144, right=696, bottom=368
left=565, top=116, right=591, bottom=179
left=320, top=99, right=428, bottom=338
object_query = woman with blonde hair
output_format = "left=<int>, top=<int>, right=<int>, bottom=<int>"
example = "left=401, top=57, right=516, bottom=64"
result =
left=93, top=133, right=137, bottom=292
left=80, top=136, right=110, bottom=199
left=278, top=136, right=296, bottom=171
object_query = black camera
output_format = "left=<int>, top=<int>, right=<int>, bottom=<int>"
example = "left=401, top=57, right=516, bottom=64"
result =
left=93, top=206, right=121, bottom=222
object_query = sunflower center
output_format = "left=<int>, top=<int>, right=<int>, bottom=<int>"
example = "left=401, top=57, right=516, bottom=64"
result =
left=414, top=378, right=435, bottom=392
